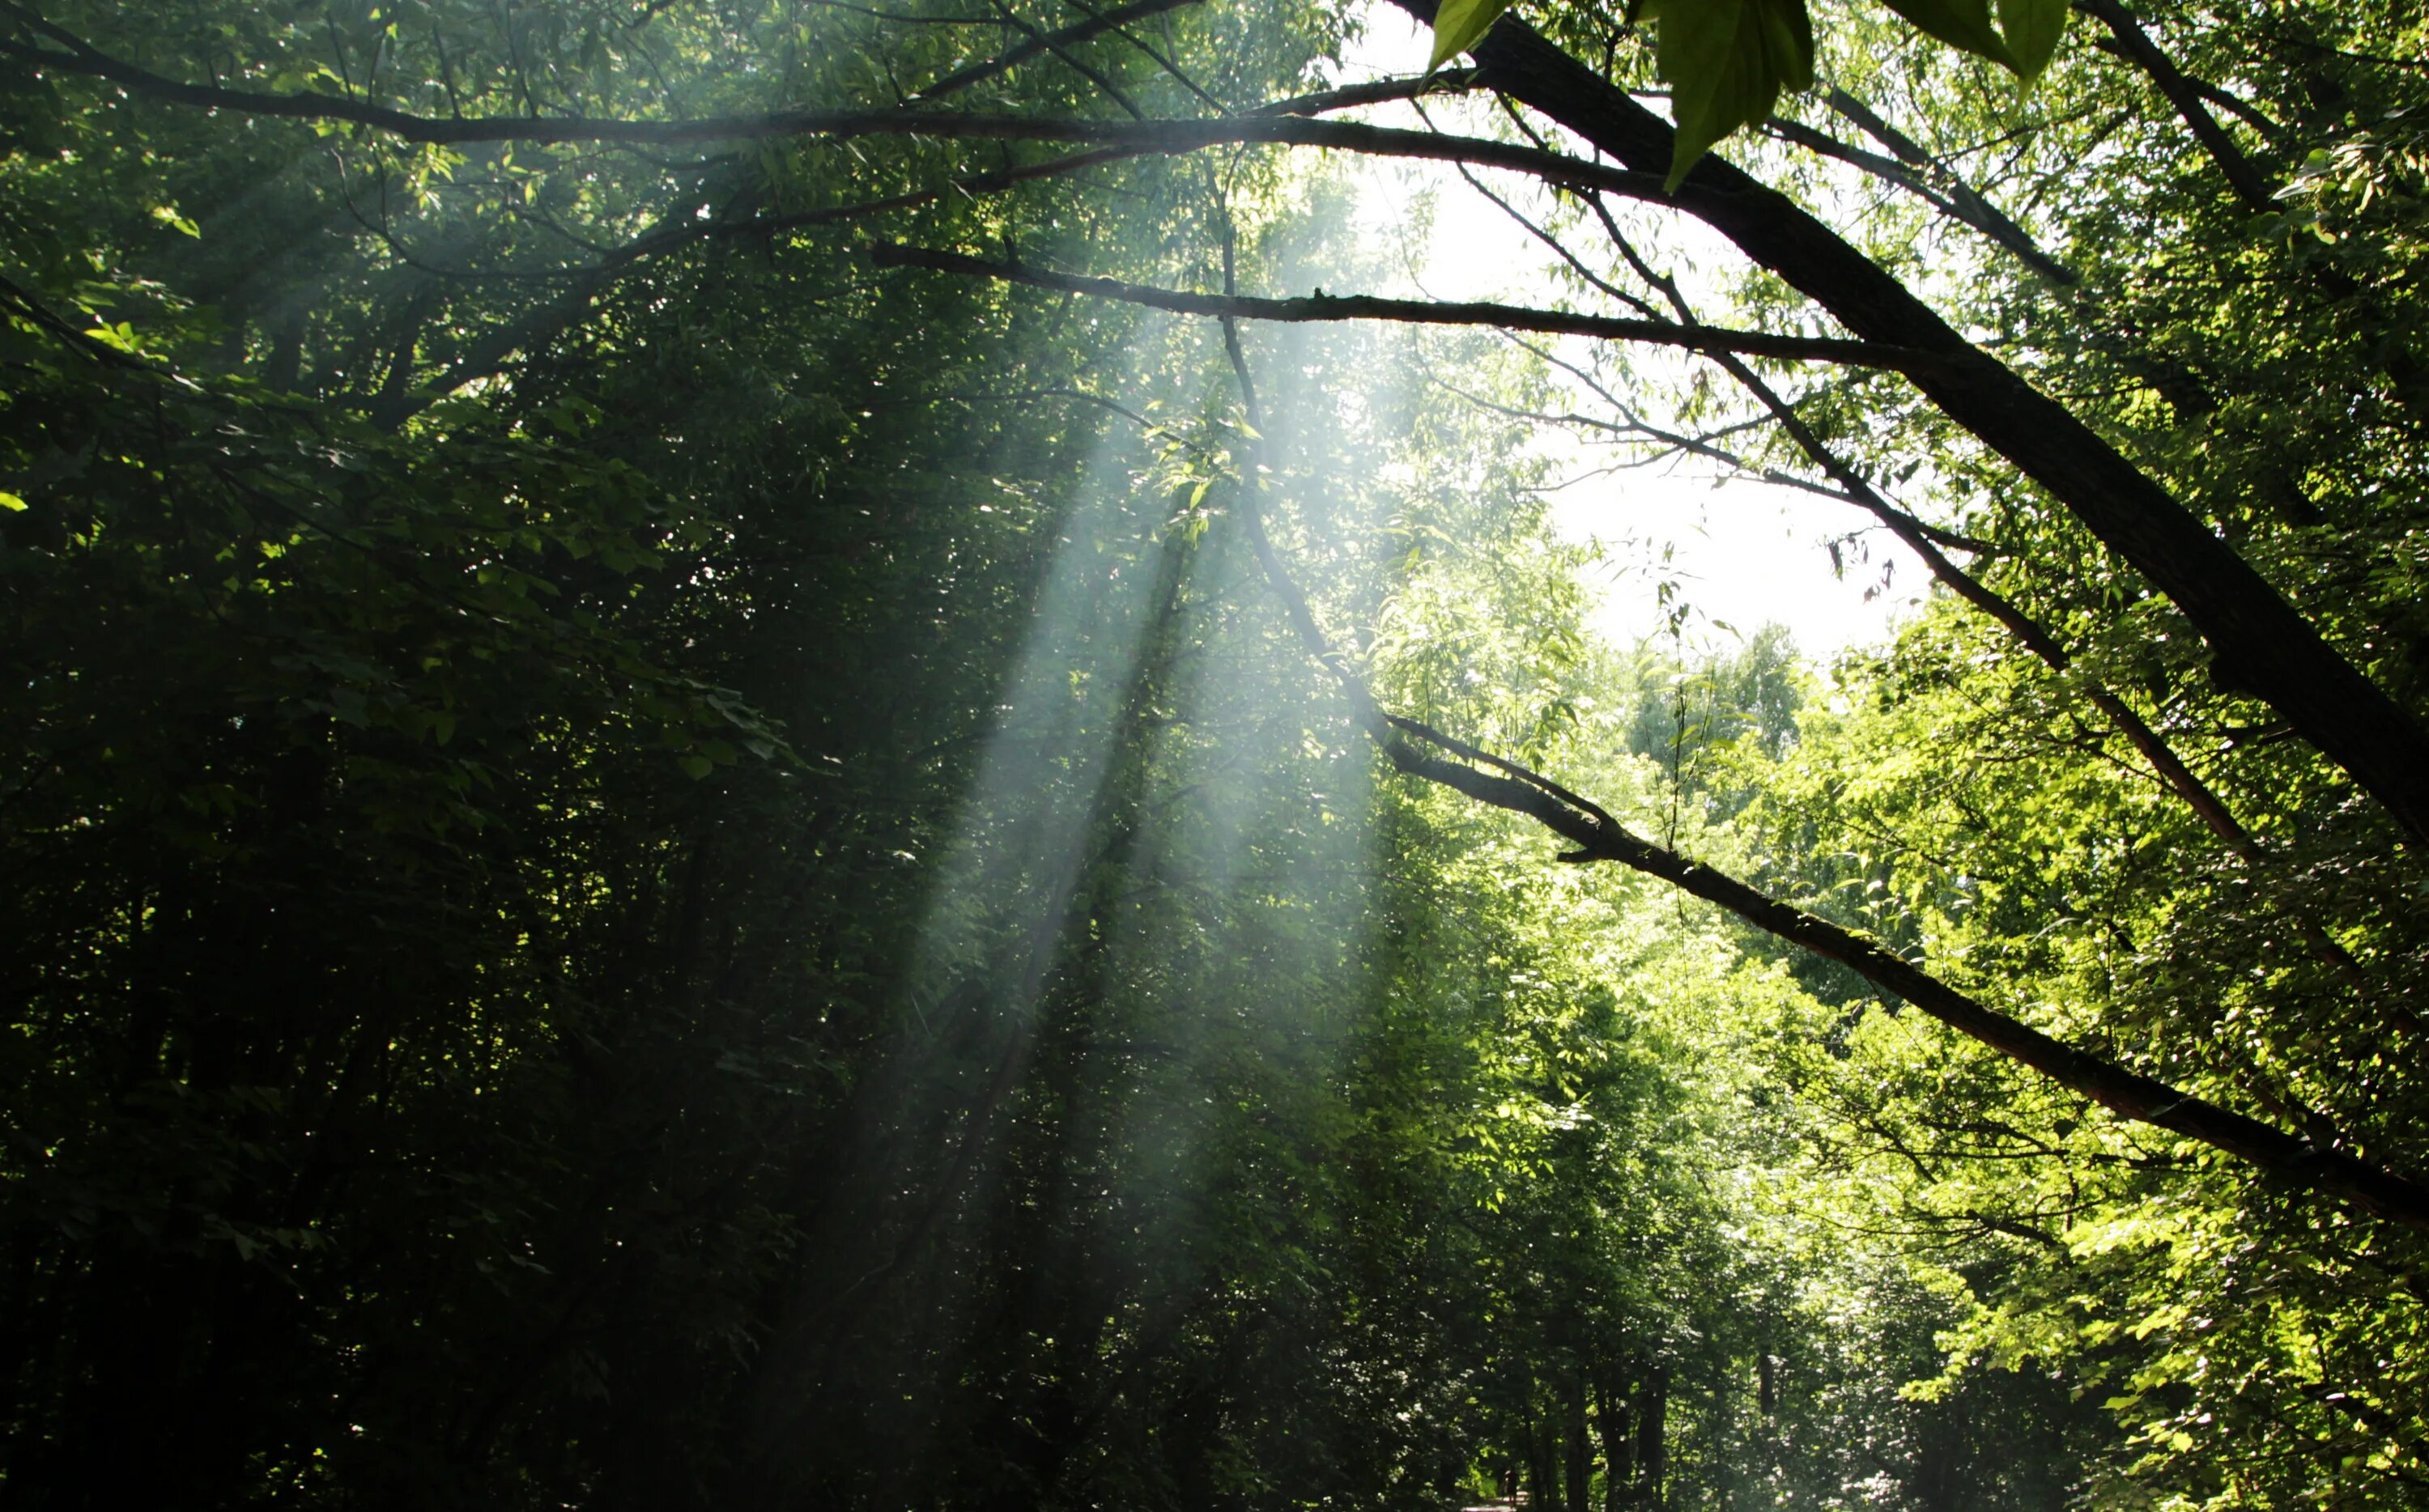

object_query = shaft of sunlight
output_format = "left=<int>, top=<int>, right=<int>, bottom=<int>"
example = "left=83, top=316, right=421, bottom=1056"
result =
left=1334, top=1, right=1927, bottom=658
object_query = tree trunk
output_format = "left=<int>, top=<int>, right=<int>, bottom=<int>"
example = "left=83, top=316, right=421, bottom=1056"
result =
left=1593, top=1365, right=1632, bottom=1510
left=1633, top=1370, right=1667, bottom=1510
left=1526, top=1393, right=1560, bottom=1512
left=1566, top=1365, right=1592, bottom=1512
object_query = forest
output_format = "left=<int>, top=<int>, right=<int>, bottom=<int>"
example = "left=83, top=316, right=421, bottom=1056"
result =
left=2, top=0, right=2427, bottom=1506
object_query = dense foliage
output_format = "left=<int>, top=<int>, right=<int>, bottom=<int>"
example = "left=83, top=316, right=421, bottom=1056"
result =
left=3, top=1, right=2426, bottom=1510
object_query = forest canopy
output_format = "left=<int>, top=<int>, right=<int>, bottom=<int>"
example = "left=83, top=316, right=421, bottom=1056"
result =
left=4, top=0, right=2428, bottom=1508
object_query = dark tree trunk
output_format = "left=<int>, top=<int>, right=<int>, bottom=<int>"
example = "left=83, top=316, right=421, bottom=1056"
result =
left=1633, top=1370, right=1667, bottom=1510
left=264, top=304, right=305, bottom=393
left=1593, top=1365, right=1632, bottom=1510
left=1525, top=1394, right=1560, bottom=1512
left=1566, top=1365, right=1592, bottom=1512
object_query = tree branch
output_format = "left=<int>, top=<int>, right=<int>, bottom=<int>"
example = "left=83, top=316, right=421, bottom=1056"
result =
left=869, top=242, right=1934, bottom=372
left=1765, top=99, right=2079, bottom=286
left=1593, top=227, right=2384, bottom=1017
left=2074, top=0, right=2277, bottom=213
left=908, top=0, right=1199, bottom=102
left=0, top=21, right=1630, bottom=204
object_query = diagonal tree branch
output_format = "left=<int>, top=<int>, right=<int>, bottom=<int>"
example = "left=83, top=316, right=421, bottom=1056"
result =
left=1784, top=91, right=2082, bottom=286
left=972, top=0, right=1145, bottom=117
left=1589, top=223, right=2389, bottom=1026
left=2073, top=0, right=2277, bottom=213
left=908, top=0, right=1200, bottom=102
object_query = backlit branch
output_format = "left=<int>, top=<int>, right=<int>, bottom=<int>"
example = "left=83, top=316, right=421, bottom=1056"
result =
left=871, top=243, right=1933, bottom=372
left=0, top=19, right=1633, bottom=203
left=908, top=0, right=1201, bottom=102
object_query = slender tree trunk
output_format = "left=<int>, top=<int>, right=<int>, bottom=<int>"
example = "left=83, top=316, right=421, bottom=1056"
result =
left=1526, top=1391, right=1560, bottom=1511
left=1593, top=1365, right=1631, bottom=1511
left=1634, top=1370, right=1667, bottom=1510
left=1566, top=1364, right=1592, bottom=1512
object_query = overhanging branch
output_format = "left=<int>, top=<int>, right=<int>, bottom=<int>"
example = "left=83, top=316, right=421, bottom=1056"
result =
left=910, top=0, right=1198, bottom=104
left=0, top=19, right=1640, bottom=206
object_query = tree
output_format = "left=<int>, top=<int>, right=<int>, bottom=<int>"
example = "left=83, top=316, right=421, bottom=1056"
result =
left=6, top=0, right=2427, bottom=1506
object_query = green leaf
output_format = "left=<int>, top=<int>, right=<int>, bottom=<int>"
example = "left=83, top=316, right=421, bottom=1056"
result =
left=1997, top=0, right=2068, bottom=80
left=679, top=754, right=714, bottom=779
left=0, top=490, right=26, bottom=512
left=1429, top=0, right=1513, bottom=71
left=149, top=204, right=202, bottom=239
left=1657, top=0, right=1815, bottom=189
left=82, top=322, right=141, bottom=355
left=1759, top=0, right=1815, bottom=91
left=1876, top=0, right=2019, bottom=71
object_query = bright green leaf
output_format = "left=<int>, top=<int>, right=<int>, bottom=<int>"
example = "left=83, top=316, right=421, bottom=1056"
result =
left=82, top=323, right=140, bottom=355
left=149, top=204, right=202, bottom=238
left=1997, top=0, right=2068, bottom=80
left=0, top=491, right=25, bottom=512
left=1429, top=0, right=1512, bottom=71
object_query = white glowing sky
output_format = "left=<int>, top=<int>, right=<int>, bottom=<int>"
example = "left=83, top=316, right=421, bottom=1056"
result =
left=1329, top=4, right=1929, bottom=659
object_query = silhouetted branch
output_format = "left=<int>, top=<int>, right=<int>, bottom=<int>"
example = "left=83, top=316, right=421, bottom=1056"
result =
left=909, top=0, right=1199, bottom=102
left=871, top=243, right=1935, bottom=372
